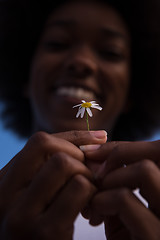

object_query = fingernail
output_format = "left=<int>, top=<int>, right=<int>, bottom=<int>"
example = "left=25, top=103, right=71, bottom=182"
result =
left=90, top=130, right=107, bottom=139
left=80, top=144, right=101, bottom=152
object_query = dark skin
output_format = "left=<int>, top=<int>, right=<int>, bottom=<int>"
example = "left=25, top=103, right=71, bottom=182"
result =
left=82, top=141, right=160, bottom=240
left=0, top=130, right=107, bottom=240
left=1, top=132, right=160, bottom=240
left=28, top=1, right=130, bottom=133
left=1, top=1, right=160, bottom=240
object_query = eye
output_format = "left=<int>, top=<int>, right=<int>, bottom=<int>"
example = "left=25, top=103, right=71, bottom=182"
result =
left=44, top=40, right=70, bottom=52
left=99, top=48, right=125, bottom=62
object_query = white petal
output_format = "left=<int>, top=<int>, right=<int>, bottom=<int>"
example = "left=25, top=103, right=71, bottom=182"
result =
left=73, top=103, right=82, bottom=108
left=81, top=100, right=86, bottom=103
left=76, top=106, right=82, bottom=117
left=86, top=108, right=93, bottom=117
left=76, top=109, right=81, bottom=118
left=90, top=101, right=96, bottom=104
left=80, top=107, right=85, bottom=118
left=91, top=103, right=99, bottom=106
left=76, top=107, right=83, bottom=118
left=91, top=105, right=102, bottom=110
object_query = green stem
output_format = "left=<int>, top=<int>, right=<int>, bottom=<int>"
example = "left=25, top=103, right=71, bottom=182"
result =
left=86, top=110, right=90, bottom=131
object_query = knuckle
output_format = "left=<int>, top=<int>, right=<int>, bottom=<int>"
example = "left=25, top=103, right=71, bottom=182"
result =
left=27, top=131, right=51, bottom=150
left=111, top=142, right=123, bottom=156
left=33, top=131, right=50, bottom=145
left=138, top=159, right=156, bottom=178
left=70, top=130, right=80, bottom=142
left=112, top=144, right=120, bottom=155
left=51, top=152, right=72, bottom=173
left=115, top=188, right=131, bottom=206
left=72, top=174, right=87, bottom=188
left=110, top=144, right=123, bottom=162
left=112, top=142, right=127, bottom=155
left=71, top=174, right=94, bottom=195
left=110, top=142, right=130, bottom=166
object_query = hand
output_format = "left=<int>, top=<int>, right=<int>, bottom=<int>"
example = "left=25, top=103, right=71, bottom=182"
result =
left=82, top=140, right=160, bottom=240
left=0, top=130, right=107, bottom=180
left=0, top=130, right=106, bottom=240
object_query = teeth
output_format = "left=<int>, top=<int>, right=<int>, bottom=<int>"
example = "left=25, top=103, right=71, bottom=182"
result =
left=56, top=87, right=96, bottom=100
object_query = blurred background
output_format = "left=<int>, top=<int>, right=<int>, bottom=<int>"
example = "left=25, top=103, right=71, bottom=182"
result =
left=0, top=103, right=26, bottom=169
left=0, top=120, right=26, bottom=169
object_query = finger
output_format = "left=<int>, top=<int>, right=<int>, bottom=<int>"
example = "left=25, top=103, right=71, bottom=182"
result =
left=84, top=141, right=128, bottom=163
left=85, top=140, right=160, bottom=172
left=15, top=152, right=93, bottom=217
left=54, top=130, right=107, bottom=146
left=104, top=216, right=131, bottom=240
left=90, top=188, right=160, bottom=239
left=0, top=130, right=107, bottom=181
left=0, top=132, right=84, bottom=199
left=101, top=159, right=160, bottom=215
left=27, top=131, right=84, bottom=161
left=42, top=174, right=96, bottom=235
left=81, top=203, right=103, bottom=225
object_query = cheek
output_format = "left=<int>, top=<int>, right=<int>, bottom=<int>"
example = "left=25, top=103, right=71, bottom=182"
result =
left=113, top=62, right=130, bottom=89
left=112, top=65, right=130, bottom=111
left=99, top=63, right=130, bottom=126
left=102, top=62, right=130, bottom=99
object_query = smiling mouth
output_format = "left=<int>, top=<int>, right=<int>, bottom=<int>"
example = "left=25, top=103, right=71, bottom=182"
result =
left=55, top=86, right=96, bottom=101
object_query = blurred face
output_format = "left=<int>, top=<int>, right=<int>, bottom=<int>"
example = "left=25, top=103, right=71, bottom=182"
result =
left=28, top=0, right=130, bottom=134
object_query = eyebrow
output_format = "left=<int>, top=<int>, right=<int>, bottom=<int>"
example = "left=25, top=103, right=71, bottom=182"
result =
left=102, top=28, right=127, bottom=41
left=47, top=19, right=128, bottom=42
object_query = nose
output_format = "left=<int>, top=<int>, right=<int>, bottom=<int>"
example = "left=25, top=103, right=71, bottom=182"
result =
left=64, top=46, right=97, bottom=78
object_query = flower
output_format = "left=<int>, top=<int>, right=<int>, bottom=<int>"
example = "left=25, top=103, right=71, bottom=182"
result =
left=73, top=100, right=102, bottom=118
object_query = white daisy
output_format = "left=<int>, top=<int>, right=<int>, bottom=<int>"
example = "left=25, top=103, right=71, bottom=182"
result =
left=73, top=100, right=102, bottom=118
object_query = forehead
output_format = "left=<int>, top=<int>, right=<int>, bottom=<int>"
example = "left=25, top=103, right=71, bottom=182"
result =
left=45, top=1, right=130, bottom=40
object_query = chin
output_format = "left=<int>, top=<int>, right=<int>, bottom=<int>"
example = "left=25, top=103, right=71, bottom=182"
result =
left=53, top=122, right=87, bottom=132
left=38, top=119, right=87, bottom=133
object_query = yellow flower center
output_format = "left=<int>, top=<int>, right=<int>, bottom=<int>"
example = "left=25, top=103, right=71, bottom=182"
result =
left=81, top=102, right=92, bottom=108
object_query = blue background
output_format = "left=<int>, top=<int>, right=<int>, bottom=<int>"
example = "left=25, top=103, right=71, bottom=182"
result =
left=0, top=119, right=26, bottom=169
